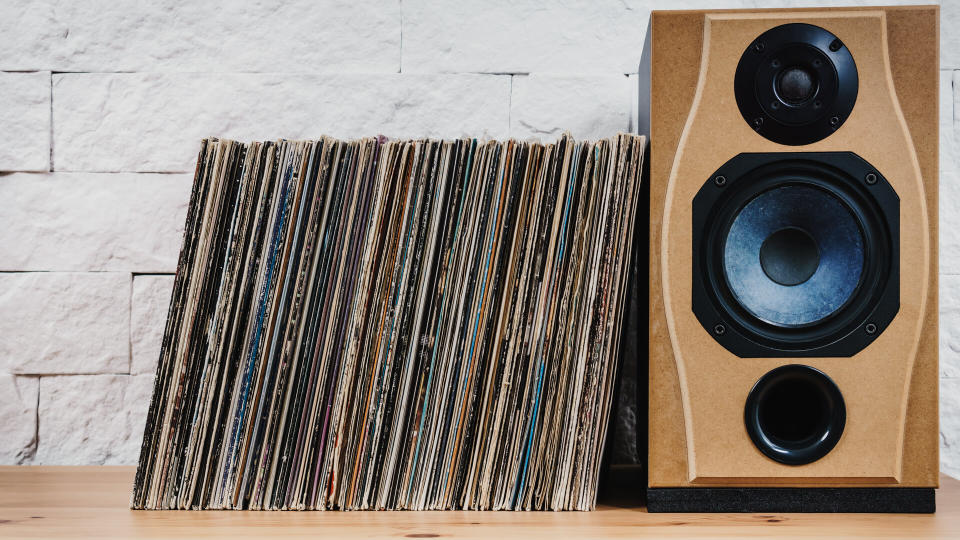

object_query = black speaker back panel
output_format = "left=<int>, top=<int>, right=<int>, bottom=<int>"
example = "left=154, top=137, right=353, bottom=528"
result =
left=691, top=151, right=900, bottom=358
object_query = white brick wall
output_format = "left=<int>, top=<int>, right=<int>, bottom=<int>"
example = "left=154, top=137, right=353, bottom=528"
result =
left=0, top=0, right=956, bottom=477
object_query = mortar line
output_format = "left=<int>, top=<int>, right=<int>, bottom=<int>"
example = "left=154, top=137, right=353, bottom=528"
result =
left=49, top=72, right=54, bottom=172
left=128, top=273, right=134, bottom=374
left=508, top=75, right=513, bottom=135
left=14, top=372, right=134, bottom=377
left=33, top=376, right=40, bottom=464
left=399, top=0, right=403, bottom=74
left=0, top=270, right=157, bottom=274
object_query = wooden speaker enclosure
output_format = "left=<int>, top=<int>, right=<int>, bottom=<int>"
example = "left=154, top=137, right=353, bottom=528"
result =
left=642, top=6, right=939, bottom=488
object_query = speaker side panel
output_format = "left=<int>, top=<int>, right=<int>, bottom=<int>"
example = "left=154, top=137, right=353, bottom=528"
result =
left=885, top=5, right=939, bottom=489
left=648, top=10, right=704, bottom=489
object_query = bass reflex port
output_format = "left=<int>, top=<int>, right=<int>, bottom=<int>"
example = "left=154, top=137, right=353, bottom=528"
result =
left=744, top=364, right=846, bottom=465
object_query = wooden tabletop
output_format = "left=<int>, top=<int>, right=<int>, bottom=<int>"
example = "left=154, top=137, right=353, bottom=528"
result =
left=1, top=467, right=957, bottom=539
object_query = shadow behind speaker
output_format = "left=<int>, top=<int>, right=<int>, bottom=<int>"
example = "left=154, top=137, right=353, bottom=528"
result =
left=638, top=6, right=938, bottom=512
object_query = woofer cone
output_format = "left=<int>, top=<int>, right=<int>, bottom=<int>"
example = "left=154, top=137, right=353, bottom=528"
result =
left=723, top=184, right=864, bottom=328
left=691, top=152, right=899, bottom=357
left=745, top=365, right=846, bottom=465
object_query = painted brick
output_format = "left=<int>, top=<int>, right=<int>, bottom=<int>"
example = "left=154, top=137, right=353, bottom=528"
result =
left=510, top=75, right=633, bottom=140
left=942, top=0, right=959, bottom=70
left=402, top=0, right=652, bottom=74
left=36, top=375, right=153, bottom=465
left=0, top=272, right=130, bottom=375
left=0, top=71, right=49, bottom=171
left=0, top=173, right=191, bottom=272
left=945, top=72, right=960, bottom=276
left=0, top=0, right=399, bottom=73
left=942, top=378, right=960, bottom=479
left=53, top=73, right=511, bottom=172
left=942, top=275, right=960, bottom=378
left=0, top=1, right=58, bottom=72
left=0, top=375, right=38, bottom=464
left=131, top=275, right=174, bottom=375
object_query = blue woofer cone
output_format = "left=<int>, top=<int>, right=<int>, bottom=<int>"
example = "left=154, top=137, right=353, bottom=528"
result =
left=724, top=184, right=865, bottom=328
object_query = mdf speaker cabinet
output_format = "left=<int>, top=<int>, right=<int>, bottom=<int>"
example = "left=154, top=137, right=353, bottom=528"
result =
left=637, top=5, right=939, bottom=512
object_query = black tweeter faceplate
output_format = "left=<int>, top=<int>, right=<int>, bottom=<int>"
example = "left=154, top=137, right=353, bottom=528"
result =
left=735, top=23, right=858, bottom=146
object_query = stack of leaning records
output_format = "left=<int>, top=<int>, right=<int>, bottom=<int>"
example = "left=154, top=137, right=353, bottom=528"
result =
left=131, top=133, right=645, bottom=511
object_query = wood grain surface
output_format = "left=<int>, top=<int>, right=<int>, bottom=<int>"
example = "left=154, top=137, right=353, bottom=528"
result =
left=0, top=466, right=956, bottom=538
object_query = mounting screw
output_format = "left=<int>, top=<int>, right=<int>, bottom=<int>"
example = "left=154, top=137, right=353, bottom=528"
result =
left=771, top=58, right=781, bottom=68
left=813, top=100, right=823, bottom=109
left=754, top=41, right=766, bottom=53
left=865, top=322, right=878, bottom=335
left=753, top=117, right=764, bottom=129
left=813, top=59, right=823, bottom=67
left=829, top=39, right=843, bottom=52
left=714, top=175, right=727, bottom=187
left=713, top=323, right=726, bottom=336
left=865, top=172, right=878, bottom=185
left=770, top=101, right=780, bottom=110
left=829, top=115, right=841, bottom=127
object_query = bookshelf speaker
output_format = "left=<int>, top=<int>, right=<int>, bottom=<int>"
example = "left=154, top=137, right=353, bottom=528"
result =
left=637, top=5, right=939, bottom=512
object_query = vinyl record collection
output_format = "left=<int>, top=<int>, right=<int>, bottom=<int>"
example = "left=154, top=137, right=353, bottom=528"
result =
left=132, top=133, right=645, bottom=511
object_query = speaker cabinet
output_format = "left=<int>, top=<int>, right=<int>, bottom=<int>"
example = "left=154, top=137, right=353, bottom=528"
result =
left=638, top=5, right=938, bottom=512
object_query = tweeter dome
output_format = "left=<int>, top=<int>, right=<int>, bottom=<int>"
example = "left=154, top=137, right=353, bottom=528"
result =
left=637, top=5, right=938, bottom=513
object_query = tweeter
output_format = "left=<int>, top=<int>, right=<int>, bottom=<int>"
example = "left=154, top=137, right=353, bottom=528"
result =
left=734, top=23, right=859, bottom=145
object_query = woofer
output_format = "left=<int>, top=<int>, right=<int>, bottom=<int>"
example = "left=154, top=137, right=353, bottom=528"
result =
left=692, top=152, right=899, bottom=357
left=734, top=23, right=858, bottom=145
left=744, top=365, right=846, bottom=465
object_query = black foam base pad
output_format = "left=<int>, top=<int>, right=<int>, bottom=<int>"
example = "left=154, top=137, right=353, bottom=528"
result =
left=647, top=487, right=935, bottom=513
